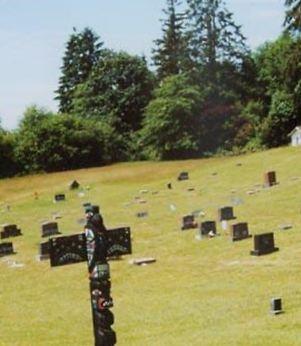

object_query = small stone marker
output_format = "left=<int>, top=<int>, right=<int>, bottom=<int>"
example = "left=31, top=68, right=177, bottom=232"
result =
left=0, top=242, right=14, bottom=257
left=106, top=227, right=132, bottom=258
left=181, top=215, right=197, bottom=230
left=177, top=172, right=189, bottom=181
left=167, top=183, right=172, bottom=189
left=270, top=297, right=283, bottom=315
left=139, top=189, right=148, bottom=194
left=136, top=211, right=148, bottom=218
left=38, top=241, right=50, bottom=261
left=0, top=224, right=22, bottom=239
left=129, top=257, right=156, bottom=266
left=218, top=206, right=236, bottom=221
left=69, top=180, right=80, bottom=190
left=250, top=232, right=279, bottom=256
left=279, top=224, right=292, bottom=231
left=200, top=221, right=217, bottom=238
left=231, top=222, right=252, bottom=241
left=264, top=171, right=277, bottom=187
left=54, top=194, right=66, bottom=202
left=187, top=187, right=195, bottom=192
left=41, top=221, right=61, bottom=238
left=83, top=202, right=92, bottom=208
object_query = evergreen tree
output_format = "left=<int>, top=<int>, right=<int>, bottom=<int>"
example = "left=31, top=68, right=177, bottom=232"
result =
left=284, top=0, right=301, bottom=32
left=152, top=0, right=189, bottom=80
left=186, top=0, right=247, bottom=71
left=55, top=27, right=103, bottom=113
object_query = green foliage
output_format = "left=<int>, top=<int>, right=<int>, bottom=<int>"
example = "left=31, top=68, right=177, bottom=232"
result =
left=152, top=0, right=189, bottom=80
left=14, top=106, right=123, bottom=173
left=0, top=125, right=18, bottom=177
left=138, top=74, right=203, bottom=160
left=56, top=27, right=104, bottom=113
left=72, top=51, right=154, bottom=133
left=261, top=90, right=297, bottom=147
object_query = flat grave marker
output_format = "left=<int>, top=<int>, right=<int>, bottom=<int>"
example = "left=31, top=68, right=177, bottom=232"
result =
left=136, top=211, right=148, bottom=218
left=54, top=194, right=66, bottom=202
left=231, top=222, right=252, bottom=241
left=250, top=232, right=279, bottom=256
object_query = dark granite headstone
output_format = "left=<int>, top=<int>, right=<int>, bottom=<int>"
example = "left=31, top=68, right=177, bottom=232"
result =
left=167, top=183, right=172, bottom=189
left=83, top=202, right=92, bottom=208
left=264, top=171, right=277, bottom=187
left=231, top=222, right=252, bottom=241
left=218, top=207, right=236, bottom=221
left=250, top=232, right=279, bottom=256
left=177, top=172, right=189, bottom=181
left=41, top=221, right=60, bottom=238
left=0, top=224, right=22, bottom=239
left=54, top=194, right=66, bottom=202
left=0, top=242, right=14, bottom=257
left=181, top=215, right=197, bottom=230
left=106, top=227, right=132, bottom=257
left=49, top=233, right=87, bottom=267
left=38, top=241, right=50, bottom=260
left=270, top=297, right=283, bottom=315
left=200, top=221, right=216, bottom=237
left=69, top=180, right=80, bottom=190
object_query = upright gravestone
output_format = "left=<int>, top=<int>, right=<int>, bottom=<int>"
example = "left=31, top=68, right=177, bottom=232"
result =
left=177, top=172, right=189, bottom=181
left=181, top=215, right=197, bottom=230
left=231, top=222, right=252, bottom=241
left=69, top=180, right=80, bottom=190
left=0, top=242, right=14, bottom=257
left=250, top=232, right=279, bottom=256
left=0, top=224, right=22, bottom=239
left=38, top=241, right=51, bottom=261
left=218, top=207, right=236, bottom=221
left=41, top=221, right=61, bottom=238
left=54, top=194, right=66, bottom=202
left=167, top=183, right=172, bottom=189
left=264, top=171, right=277, bottom=187
left=200, top=221, right=217, bottom=238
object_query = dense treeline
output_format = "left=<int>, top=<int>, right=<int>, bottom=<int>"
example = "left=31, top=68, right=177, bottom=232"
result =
left=1, top=0, right=301, bottom=178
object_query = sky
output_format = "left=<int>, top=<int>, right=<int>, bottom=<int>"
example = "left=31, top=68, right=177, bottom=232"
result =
left=0, top=0, right=285, bottom=130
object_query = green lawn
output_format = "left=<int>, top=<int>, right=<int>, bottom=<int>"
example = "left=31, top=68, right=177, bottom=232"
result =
left=1, top=146, right=301, bottom=345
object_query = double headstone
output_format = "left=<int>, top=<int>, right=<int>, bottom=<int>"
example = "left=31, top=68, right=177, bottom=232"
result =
left=250, top=232, right=279, bottom=256
left=264, top=171, right=277, bottom=187
left=181, top=215, right=197, bottom=230
left=177, top=172, right=189, bottom=181
left=199, top=221, right=217, bottom=238
left=41, top=221, right=61, bottom=238
left=231, top=223, right=252, bottom=241
left=0, top=242, right=14, bottom=257
left=0, top=224, right=22, bottom=239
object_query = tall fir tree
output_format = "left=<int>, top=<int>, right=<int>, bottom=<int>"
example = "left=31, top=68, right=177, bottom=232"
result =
left=284, top=0, right=301, bottom=32
left=55, top=27, right=103, bottom=113
left=152, top=0, right=189, bottom=80
left=186, top=0, right=247, bottom=72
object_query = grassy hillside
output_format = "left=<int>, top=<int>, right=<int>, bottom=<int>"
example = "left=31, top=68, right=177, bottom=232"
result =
left=1, top=146, right=301, bottom=346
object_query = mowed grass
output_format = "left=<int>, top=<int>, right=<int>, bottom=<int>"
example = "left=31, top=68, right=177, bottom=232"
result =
left=1, top=146, right=301, bottom=346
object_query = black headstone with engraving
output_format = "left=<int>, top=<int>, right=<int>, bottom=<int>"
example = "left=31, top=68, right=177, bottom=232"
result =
left=0, top=224, right=22, bottom=239
left=54, top=194, right=66, bottom=202
left=250, top=232, right=279, bottom=256
left=181, top=215, right=197, bottom=230
left=49, top=233, right=87, bottom=267
left=41, top=221, right=61, bottom=238
left=218, top=207, right=236, bottom=221
left=200, top=221, right=216, bottom=237
left=264, top=171, right=277, bottom=187
left=106, top=227, right=132, bottom=258
left=0, top=242, right=14, bottom=257
left=177, top=172, right=189, bottom=181
left=231, top=223, right=252, bottom=242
